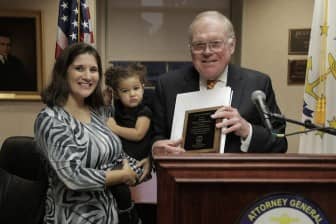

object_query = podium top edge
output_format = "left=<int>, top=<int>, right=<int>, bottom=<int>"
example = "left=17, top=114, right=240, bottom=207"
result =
left=153, top=152, right=336, bottom=161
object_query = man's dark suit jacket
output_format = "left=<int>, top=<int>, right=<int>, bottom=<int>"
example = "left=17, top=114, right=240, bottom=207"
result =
left=152, top=64, right=288, bottom=153
left=0, top=55, right=33, bottom=91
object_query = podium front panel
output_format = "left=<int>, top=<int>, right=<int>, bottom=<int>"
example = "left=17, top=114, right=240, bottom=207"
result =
left=154, top=153, right=336, bottom=224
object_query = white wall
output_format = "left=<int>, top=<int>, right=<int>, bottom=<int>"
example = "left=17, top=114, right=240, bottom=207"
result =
left=241, top=0, right=314, bottom=152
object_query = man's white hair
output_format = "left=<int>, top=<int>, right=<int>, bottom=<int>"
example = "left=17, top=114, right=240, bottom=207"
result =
left=188, top=11, right=235, bottom=42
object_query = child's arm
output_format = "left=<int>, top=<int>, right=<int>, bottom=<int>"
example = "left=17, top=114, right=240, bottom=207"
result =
left=107, top=116, right=150, bottom=141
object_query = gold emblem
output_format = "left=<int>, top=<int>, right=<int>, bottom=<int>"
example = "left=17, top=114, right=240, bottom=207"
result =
left=271, top=213, right=299, bottom=224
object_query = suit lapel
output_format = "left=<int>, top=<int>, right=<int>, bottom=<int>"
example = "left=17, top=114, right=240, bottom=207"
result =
left=227, top=65, right=246, bottom=109
left=182, top=66, right=200, bottom=92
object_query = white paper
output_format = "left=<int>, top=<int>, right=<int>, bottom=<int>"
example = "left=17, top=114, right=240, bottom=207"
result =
left=219, top=91, right=233, bottom=154
left=171, top=87, right=232, bottom=153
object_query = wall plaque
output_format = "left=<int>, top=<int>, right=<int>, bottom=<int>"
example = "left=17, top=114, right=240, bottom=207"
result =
left=288, top=29, right=310, bottom=55
left=288, top=59, right=307, bottom=84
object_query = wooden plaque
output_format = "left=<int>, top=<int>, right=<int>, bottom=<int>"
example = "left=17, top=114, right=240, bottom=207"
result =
left=182, top=106, right=220, bottom=153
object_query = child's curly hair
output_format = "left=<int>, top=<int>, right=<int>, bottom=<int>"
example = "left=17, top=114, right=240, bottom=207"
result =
left=105, top=62, right=147, bottom=91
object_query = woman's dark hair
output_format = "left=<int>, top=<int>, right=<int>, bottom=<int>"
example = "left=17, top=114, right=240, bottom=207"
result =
left=105, top=62, right=147, bottom=91
left=41, top=43, right=104, bottom=109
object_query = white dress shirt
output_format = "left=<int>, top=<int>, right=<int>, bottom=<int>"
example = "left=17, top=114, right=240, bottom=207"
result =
left=0, top=55, right=6, bottom=64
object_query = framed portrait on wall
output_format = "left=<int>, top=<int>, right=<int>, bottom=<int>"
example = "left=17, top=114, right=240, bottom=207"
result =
left=0, top=10, right=43, bottom=100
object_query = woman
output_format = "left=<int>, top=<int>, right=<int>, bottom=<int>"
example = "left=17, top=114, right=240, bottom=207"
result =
left=34, top=43, right=143, bottom=224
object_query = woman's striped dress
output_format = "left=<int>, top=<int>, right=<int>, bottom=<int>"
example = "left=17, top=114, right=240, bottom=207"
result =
left=34, top=106, right=138, bottom=224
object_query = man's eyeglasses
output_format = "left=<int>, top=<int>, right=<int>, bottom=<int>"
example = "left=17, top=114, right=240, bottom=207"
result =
left=190, top=40, right=227, bottom=54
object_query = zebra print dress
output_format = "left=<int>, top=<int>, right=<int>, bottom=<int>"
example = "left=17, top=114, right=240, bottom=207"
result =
left=34, top=106, right=141, bottom=224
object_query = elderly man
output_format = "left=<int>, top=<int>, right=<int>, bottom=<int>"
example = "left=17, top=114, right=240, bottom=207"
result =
left=151, top=11, right=287, bottom=154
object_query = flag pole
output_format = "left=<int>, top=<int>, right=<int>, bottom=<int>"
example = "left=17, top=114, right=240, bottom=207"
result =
left=314, top=0, right=328, bottom=126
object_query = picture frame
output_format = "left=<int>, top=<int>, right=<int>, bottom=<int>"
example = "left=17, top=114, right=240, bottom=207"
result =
left=288, top=28, right=310, bottom=55
left=0, top=10, right=43, bottom=100
left=287, top=59, right=307, bottom=85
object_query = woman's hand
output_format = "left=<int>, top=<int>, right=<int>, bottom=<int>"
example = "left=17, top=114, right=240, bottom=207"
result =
left=121, top=159, right=138, bottom=186
left=105, top=159, right=138, bottom=186
left=137, top=157, right=152, bottom=182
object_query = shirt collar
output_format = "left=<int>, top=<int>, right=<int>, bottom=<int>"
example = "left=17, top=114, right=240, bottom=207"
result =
left=199, top=65, right=228, bottom=90
left=0, top=55, right=5, bottom=64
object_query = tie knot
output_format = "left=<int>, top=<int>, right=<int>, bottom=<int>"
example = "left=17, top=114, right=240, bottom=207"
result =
left=206, top=80, right=217, bottom=89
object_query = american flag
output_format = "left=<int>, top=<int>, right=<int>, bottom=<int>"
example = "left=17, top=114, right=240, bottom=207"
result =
left=55, top=0, right=94, bottom=58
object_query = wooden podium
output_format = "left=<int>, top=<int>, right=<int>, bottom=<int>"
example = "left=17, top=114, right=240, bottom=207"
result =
left=153, top=152, right=336, bottom=224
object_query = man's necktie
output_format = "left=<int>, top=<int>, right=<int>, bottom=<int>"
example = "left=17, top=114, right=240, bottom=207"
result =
left=206, top=80, right=218, bottom=89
